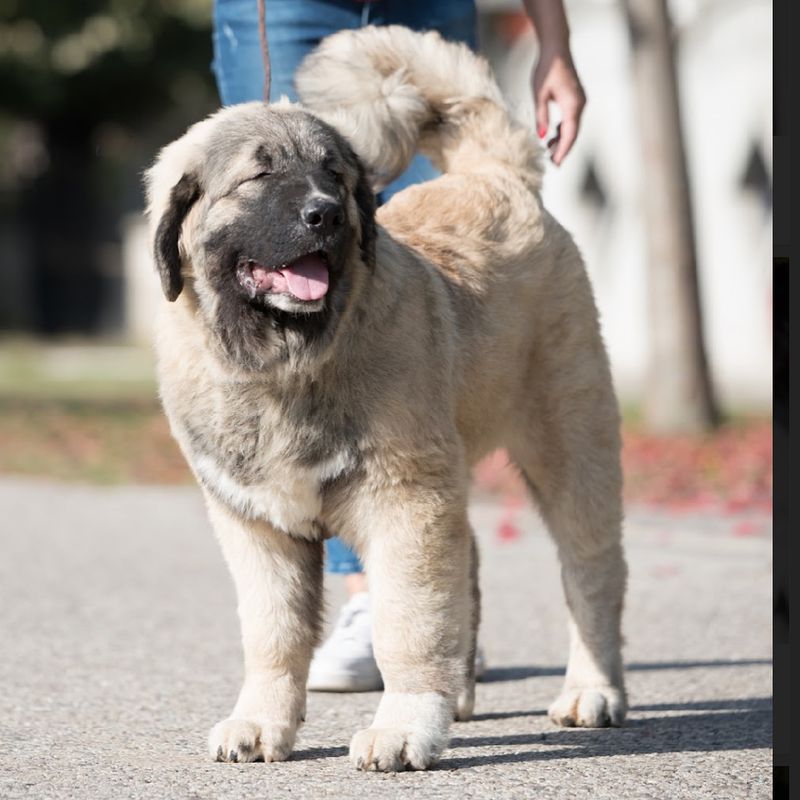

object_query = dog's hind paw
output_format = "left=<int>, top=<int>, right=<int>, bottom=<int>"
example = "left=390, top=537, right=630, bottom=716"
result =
left=548, top=686, right=626, bottom=728
left=454, top=684, right=475, bottom=721
left=208, top=718, right=295, bottom=763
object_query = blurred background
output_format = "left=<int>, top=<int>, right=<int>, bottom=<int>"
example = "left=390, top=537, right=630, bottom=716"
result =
left=0, top=0, right=772, bottom=514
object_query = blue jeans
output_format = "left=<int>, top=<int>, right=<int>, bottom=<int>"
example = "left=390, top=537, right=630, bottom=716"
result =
left=212, top=0, right=477, bottom=201
left=212, top=0, right=476, bottom=572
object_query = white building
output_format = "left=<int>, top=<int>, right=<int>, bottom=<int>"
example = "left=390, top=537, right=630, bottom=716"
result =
left=486, top=0, right=772, bottom=410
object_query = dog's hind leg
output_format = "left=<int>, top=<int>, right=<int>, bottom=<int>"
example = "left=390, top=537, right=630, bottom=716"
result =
left=509, top=396, right=628, bottom=728
left=455, top=530, right=480, bottom=722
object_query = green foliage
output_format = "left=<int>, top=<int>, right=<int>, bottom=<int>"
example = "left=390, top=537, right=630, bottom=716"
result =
left=0, top=0, right=219, bottom=336
left=0, top=0, right=216, bottom=130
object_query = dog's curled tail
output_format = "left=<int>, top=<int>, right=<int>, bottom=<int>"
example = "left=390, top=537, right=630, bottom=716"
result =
left=295, top=25, right=543, bottom=192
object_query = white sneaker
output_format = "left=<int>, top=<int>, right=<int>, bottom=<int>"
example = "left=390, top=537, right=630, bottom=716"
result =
left=474, top=646, right=486, bottom=681
left=307, top=591, right=488, bottom=692
left=307, top=592, right=383, bottom=692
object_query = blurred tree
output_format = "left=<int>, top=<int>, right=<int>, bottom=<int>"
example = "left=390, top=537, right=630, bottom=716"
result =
left=621, top=0, right=719, bottom=433
left=1, top=0, right=213, bottom=130
left=0, top=0, right=217, bottom=333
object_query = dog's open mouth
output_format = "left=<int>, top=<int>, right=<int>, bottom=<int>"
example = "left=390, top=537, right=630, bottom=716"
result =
left=236, top=253, right=330, bottom=302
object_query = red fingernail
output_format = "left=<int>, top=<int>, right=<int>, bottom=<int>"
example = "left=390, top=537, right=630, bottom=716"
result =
left=537, top=125, right=547, bottom=139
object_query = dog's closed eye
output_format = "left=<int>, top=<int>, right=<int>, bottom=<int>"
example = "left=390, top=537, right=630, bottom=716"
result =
left=323, top=157, right=344, bottom=182
left=241, top=171, right=272, bottom=184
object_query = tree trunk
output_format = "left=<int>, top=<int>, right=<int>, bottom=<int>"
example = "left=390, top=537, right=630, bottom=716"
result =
left=621, top=0, right=719, bottom=433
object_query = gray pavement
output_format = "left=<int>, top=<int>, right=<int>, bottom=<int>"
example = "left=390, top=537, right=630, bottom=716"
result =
left=0, top=480, right=772, bottom=799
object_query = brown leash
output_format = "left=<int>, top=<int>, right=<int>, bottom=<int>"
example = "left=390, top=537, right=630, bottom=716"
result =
left=257, top=0, right=271, bottom=101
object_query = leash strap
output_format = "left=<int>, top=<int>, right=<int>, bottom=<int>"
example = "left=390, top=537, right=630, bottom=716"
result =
left=258, top=0, right=271, bottom=101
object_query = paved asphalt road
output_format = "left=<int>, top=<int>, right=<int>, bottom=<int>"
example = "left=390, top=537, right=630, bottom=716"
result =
left=0, top=480, right=772, bottom=799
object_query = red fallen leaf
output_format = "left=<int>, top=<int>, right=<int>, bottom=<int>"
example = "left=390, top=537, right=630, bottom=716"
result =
left=693, top=490, right=720, bottom=508
left=503, top=493, right=526, bottom=511
left=496, top=518, right=521, bottom=543
left=473, top=419, right=772, bottom=514
left=664, top=495, right=716, bottom=513
left=725, top=496, right=753, bottom=513
left=732, top=521, right=764, bottom=537
left=650, top=564, right=681, bottom=578
left=620, top=418, right=772, bottom=512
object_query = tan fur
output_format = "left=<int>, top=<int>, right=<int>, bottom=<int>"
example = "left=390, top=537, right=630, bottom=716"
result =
left=146, top=26, right=627, bottom=773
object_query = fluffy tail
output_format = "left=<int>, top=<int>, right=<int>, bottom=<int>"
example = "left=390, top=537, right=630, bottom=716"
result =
left=295, top=25, right=543, bottom=191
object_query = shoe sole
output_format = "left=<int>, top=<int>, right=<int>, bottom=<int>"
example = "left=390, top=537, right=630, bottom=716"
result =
left=307, top=674, right=384, bottom=693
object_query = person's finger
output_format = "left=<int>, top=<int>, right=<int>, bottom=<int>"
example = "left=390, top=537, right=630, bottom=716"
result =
left=534, top=82, right=550, bottom=140
left=552, top=115, right=578, bottom=166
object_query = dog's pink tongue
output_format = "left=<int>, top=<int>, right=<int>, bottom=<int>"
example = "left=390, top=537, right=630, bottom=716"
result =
left=278, top=254, right=329, bottom=301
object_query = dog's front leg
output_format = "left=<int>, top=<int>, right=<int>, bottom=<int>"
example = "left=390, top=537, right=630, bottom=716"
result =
left=350, top=492, right=472, bottom=771
left=204, top=496, right=323, bottom=763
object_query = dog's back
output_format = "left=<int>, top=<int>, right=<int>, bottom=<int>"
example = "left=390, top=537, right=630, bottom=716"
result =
left=298, top=26, right=613, bottom=467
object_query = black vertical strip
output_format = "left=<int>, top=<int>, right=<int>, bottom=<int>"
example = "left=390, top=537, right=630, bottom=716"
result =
left=772, top=0, right=790, bottom=792
left=772, top=257, right=789, bottom=794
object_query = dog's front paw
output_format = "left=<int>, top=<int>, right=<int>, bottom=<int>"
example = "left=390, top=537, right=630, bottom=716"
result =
left=350, top=691, right=452, bottom=772
left=548, top=686, right=626, bottom=728
left=208, top=718, right=295, bottom=763
left=350, top=726, right=441, bottom=771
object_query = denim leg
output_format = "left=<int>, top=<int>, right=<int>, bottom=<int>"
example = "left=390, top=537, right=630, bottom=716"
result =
left=212, top=0, right=366, bottom=104
left=325, top=536, right=365, bottom=574
left=383, top=0, right=477, bottom=48
left=374, top=0, right=477, bottom=202
left=212, top=0, right=476, bottom=196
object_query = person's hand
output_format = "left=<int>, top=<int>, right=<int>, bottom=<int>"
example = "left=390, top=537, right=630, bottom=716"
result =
left=531, top=46, right=586, bottom=166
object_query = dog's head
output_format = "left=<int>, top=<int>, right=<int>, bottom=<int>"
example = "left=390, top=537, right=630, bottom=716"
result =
left=144, top=102, right=376, bottom=368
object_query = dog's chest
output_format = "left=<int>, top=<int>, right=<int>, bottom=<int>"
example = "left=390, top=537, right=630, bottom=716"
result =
left=179, top=404, right=355, bottom=539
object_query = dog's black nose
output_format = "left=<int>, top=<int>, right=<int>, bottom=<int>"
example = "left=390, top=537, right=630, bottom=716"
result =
left=301, top=197, right=344, bottom=234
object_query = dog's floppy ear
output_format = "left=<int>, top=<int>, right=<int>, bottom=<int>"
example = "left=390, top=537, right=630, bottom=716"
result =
left=145, top=120, right=210, bottom=302
left=152, top=173, right=201, bottom=301
left=354, top=161, right=377, bottom=270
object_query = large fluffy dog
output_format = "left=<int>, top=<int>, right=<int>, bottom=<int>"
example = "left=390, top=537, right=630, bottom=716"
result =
left=145, top=25, right=627, bottom=772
